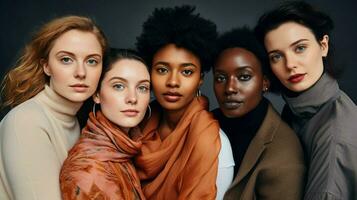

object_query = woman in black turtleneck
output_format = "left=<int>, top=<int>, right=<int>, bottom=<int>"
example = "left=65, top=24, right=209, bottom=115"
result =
left=211, top=27, right=305, bottom=200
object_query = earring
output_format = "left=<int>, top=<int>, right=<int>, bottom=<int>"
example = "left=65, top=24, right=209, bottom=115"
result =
left=92, top=103, right=98, bottom=118
left=196, top=89, right=201, bottom=97
left=263, top=87, right=269, bottom=92
left=146, top=105, right=152, bottom=119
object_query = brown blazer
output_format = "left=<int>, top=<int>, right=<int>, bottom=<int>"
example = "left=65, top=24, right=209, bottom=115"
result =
left=223, top=104, right=305, bottom=200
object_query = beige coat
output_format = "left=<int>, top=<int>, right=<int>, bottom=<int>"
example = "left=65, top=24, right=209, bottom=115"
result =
left=223, top=105, right=305, bottom=200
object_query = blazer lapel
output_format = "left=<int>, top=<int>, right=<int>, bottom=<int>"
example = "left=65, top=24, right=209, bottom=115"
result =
left=227, top=105, right=280, bottom=190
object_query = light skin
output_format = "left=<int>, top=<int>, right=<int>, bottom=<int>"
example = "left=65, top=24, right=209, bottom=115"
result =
left=214, top=47, right=269, bottom=118
left=93, top=59, right=151, bottom=134
left=151, top=44, right=203, bottom=139
left=43, top=29, right=103, bottom=103
left=264, top=22, right=329, bottom=92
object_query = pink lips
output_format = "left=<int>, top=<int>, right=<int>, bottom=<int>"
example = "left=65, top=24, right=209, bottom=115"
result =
left=288, top=74, right=306, bottom=83
left=121, top=109, right=139, bottom=117
left=163, top=92, right=182, bottom=102
left=70, top=83, right=89, bottom=92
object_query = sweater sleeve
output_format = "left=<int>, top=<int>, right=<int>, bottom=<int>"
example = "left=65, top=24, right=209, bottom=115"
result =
left=1, top=109, right=63, bottom=200
left=179, top=122, right=221, bottom=200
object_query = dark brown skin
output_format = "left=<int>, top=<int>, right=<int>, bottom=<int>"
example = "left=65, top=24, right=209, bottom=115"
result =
left=213, top=47, right=269, bottom=118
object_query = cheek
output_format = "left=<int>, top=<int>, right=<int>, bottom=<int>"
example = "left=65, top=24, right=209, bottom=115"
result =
left=214, top=83, right=225, bottom=101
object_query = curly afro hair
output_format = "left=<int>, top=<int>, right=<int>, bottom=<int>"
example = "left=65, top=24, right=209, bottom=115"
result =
left=213, top=26, right=279, bottom=93
left=136, top=5, right=218, bottom=73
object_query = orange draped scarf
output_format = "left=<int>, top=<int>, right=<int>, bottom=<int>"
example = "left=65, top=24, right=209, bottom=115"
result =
left=135, top=96, right=221, bottom=200
left=60, top=111, right=145, bottom=200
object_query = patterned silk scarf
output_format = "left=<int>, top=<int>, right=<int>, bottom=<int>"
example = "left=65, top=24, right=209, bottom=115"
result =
left=60, top=111, right=145, bottom=200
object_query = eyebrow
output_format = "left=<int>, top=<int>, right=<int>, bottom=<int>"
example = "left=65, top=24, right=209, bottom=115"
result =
left=214, top=66, right=252, bottom=72
left=55, top=50, right=102, bottom=58
left=153, top=61, right=198, bottom=68
left=267, top=39, right=309, bottom=55
left=109, top=77, right=150, bottom=84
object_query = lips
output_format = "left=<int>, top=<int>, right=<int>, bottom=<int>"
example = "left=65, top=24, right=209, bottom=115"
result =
left=163, top=92, right=182, bottom=102
left=222, top=100, right=243, bottom=109
left=121, top=109, right=139, bottom=117
left=288, top=74, right=306, bottom=83
left=70, top=83, right=89, bottom=92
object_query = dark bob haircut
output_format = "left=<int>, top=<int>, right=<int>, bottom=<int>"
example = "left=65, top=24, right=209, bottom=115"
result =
left=136, top=5, right=218, bottom=73
left=254, top=1, right=339, bottom=86
left=212, top=26, right=279, bottom=92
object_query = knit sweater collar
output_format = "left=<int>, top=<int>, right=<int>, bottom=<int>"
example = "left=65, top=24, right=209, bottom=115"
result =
left=36, top=85, right=83, bottom=122
left=283, top=73, right=339, bottom=119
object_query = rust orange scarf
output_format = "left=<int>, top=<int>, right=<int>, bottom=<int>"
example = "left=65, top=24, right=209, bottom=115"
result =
left=60, top=111, right=145, bottom=200
left=135, top=96, right=221, bottom=200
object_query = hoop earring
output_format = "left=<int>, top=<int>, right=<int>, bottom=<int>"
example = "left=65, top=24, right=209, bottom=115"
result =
left=196, top=89, right=201, bottom=97
left=92, top=103, right=98, bottom=118
left=146, top=105, right=152, bottom=119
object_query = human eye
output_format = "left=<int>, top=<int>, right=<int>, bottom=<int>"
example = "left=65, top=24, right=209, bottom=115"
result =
left=214, top=74, right=226, bottom=83
left=60, top=56, right=73, bottom=64
left=86, top=58, right=99, bottom=66
left=137, top=85, right=150, bottom=93
left=181, top=69, right=193, bottom=76
left=156, top=66, right=168, bottom=74
left=238, top=74, right=252, bottom=81
left=295, top=45, right=307, bottom=53
left=269, top=53, right=283, bottom=63
left=113, top=83, right=125, bottom=91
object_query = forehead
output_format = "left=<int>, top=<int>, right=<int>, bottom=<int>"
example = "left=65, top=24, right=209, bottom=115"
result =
left=153, top=44, right=201, bottom=67
left=264, top=22, right=316, bottom=50
left=50, top=29, right=102, bottom=55
left=215, top=47, right=261, bottom=72
left=105, top=59, right=150, bottom=81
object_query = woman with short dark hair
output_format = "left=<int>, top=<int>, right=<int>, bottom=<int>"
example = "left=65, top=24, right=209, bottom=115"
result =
left=255, top=1, right=357, bottom=199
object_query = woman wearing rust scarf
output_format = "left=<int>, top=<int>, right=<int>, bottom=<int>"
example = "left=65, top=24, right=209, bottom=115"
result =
left=60, top=49, right=151, bottom=200
left=135, top=5, right=226, bottom=200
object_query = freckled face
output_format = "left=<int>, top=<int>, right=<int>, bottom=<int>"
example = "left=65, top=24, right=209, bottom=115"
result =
left=264, top=22, right=329, bottom=92
left=151, top=44, right=202, bottom=113
left=43, top=29, right=103, bottom=103
left=214, top=48, right=269, bottom=118
left=94, top=59, right=150, bottom=132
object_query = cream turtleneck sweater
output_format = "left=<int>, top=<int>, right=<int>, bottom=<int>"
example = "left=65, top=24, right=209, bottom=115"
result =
left=0, top=85, right=82, bottom=200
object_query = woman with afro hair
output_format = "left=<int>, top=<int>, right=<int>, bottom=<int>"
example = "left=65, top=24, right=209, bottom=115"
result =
left=135, top=5, right=234, bottom=200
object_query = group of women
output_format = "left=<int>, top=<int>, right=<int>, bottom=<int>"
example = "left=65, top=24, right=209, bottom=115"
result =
left=0, top=1, right=356, bottom=200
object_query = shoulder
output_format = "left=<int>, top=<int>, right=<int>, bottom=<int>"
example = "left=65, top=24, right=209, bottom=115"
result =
left=262, top=106, right=304, bottom=164
left=1, top=98, right=50, bottom=138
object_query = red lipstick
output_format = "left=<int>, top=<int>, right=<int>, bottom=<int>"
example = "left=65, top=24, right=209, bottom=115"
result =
left=288, top=74, right=306, bottom=83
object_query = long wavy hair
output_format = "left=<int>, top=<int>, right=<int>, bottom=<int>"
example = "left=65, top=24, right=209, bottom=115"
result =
left=1, top=15, right=107, bottom=109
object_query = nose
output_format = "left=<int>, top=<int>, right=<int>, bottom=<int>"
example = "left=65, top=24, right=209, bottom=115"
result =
left=126, top=88, right=137, bottom=105
left=166, top=70, right=179, bottom=88
left=74, top=62, right=86, bottom=79
left=225, top=76, right=238, bottom=95
left=285, top=53, right=297, bottom=70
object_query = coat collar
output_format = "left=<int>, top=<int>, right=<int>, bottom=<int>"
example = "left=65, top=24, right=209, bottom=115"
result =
left=283, top=73, right=339, bottom=119
left=227, top=104, right=280, bottom=190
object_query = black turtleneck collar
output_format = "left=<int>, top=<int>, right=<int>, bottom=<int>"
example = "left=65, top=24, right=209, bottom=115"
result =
left=212, top=97, right=269, bottom=176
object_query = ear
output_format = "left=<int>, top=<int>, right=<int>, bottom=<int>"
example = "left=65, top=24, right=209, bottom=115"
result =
left=262, top=75, right=271, bottom=92
left=199, top=73, right=204, bottom=86
left=42, top=59, right=51, bottom=76
left=92, top=92, right=101, bottom=104
left=320, top=35, right=329, bottom=57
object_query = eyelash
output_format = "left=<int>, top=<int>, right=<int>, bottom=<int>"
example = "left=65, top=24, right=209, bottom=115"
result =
left=60, top=56, right=73, bottom=64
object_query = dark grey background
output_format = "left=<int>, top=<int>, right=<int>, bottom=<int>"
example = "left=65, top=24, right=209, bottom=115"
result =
left=1, top=0, right=356, bottom=114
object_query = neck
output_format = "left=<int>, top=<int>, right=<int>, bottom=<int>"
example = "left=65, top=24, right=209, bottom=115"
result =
left=158, top=107, right=186, bottom=140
